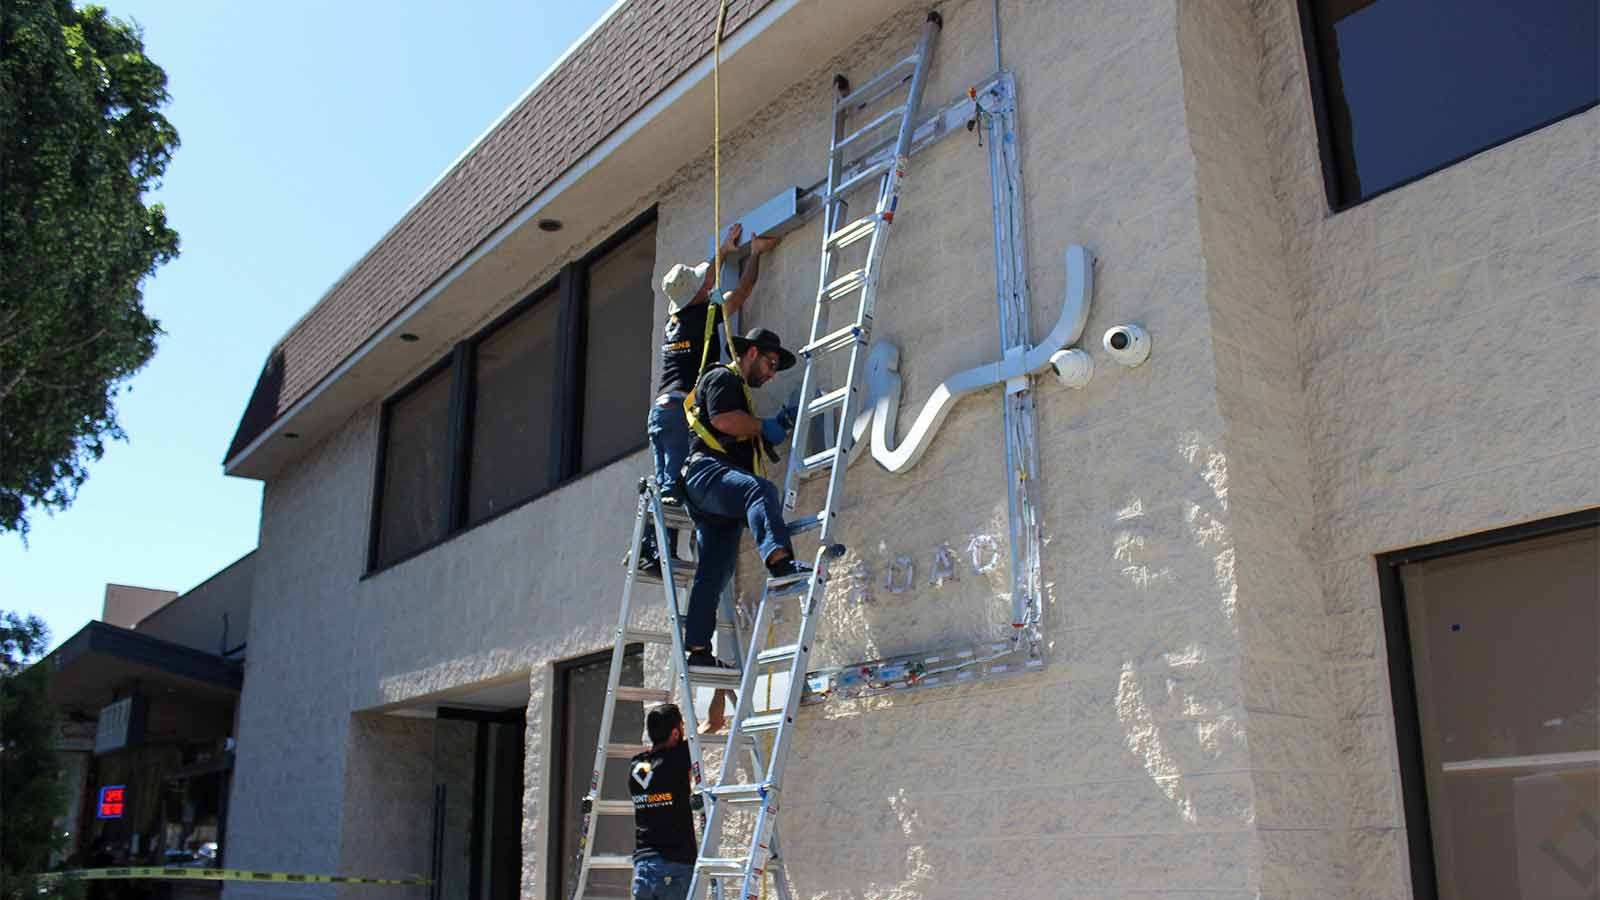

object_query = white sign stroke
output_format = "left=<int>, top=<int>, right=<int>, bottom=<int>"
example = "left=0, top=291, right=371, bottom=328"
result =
left=845, top=245, right=1095, bottom=473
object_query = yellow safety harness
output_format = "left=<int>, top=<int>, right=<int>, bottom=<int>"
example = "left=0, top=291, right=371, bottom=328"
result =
left=683, top=361, right=766, bottom=480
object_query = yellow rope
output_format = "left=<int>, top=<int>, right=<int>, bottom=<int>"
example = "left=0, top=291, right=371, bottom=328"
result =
left=714, top=14, right=766, bottom=898
left=712, top=0, right=736, bottom=362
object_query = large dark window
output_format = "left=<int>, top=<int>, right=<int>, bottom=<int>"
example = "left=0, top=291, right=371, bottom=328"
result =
left=547, top=648, right=643, bottom=900
left=1378, top=510, right=1599, bottom=900
left=1302, top=0, right=1599, bottom=208
left=581, top=221, right=657, bottom=472
left=469, top=291, right=559, bottom=524
left=373, top=367, right=453, bottom=568
left=368, top=209, right=656, bottom=572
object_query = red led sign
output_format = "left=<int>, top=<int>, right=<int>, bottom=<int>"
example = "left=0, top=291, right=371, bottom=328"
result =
left=96, top=785, right=126, bottom=819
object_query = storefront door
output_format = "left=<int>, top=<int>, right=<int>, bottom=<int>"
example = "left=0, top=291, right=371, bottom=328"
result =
left=430, top=708, right=525, bottom=900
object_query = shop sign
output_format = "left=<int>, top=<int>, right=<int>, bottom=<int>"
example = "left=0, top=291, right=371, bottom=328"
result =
left=96, top=785, right=126, bottom=819
left=94, top=697, right=137, bottom=754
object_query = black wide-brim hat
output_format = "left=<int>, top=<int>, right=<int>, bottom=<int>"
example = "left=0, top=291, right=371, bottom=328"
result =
left=731, top=327, right=797, bottom=371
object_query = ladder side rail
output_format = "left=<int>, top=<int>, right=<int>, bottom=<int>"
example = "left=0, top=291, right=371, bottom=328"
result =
left=649, top=485, right=715, bottom=790
left=686, top=580, right=781, bottom=900
left=892, top=14, right=943, bottom=164
left=782, top=84, right=851, bottom=514
left=572, top=487, right=653, bottom=900
left=736, top=545, right=833, bottom=896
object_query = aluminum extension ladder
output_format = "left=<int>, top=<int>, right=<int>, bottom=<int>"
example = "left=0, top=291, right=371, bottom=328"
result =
left=572, top=478, right=793, bottom=900
left=688, top=12, right=943, bottom=899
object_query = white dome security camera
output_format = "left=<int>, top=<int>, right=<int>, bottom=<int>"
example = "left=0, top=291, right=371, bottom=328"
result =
left=1049, top=348, right=1093, bottom=388
left=1102, top=324, right=1151, bottom=367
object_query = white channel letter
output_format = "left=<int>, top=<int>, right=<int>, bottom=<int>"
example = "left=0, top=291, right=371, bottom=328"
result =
left=844, top=245, right=1095, bottom=474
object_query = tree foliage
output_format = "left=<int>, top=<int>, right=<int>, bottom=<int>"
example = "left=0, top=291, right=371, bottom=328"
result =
left=0, top=613, right=73, bottom=898
left=0, top=0, right=180, bottom=538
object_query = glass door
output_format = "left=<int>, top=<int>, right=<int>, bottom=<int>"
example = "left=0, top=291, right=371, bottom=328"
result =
left=431, top=709, right=526, bottom=900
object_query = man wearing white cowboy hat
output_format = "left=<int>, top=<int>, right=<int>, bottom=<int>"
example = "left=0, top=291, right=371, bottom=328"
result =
left=640, top=223, right=781, bottom=576
left=679, top=326, right=807, bottom=674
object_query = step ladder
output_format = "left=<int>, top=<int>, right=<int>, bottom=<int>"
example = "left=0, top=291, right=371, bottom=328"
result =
left=572, top=478, right=793, bottom=900
left=688, top=13, right=943, bottom=900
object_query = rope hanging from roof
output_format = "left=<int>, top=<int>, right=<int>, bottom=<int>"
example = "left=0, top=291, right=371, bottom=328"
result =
left=711, top=0, right=737, bottom=361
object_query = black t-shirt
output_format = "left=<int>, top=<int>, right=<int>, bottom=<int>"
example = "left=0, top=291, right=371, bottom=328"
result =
left=658, top=301, right=723, bottom=395
left=629, top=742, right=697, bottom=864
left=689, top=365, right=755, bottom=472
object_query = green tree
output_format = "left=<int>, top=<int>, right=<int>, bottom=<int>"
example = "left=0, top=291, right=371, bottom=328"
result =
left=0, top=0, right=180, bottom=539
left=0, top=613, right=79, bottom=899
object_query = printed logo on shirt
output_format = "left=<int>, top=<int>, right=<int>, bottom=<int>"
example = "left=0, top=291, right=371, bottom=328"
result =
left=631, top=760, right=655, bottom=790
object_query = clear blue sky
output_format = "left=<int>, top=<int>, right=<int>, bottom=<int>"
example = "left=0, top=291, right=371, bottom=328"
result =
left=5, top=0, right=618, bottom=652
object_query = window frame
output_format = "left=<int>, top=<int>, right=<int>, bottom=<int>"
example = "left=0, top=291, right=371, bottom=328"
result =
left=1296, top=0, right=1600, bottom=212
left=365, top=207, right=658, bottom=574
left=1374, top=507, right=1600, bottom=900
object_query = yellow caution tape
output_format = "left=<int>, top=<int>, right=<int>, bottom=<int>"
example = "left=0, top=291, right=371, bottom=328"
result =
left=42, top=867, right=429, bottom=886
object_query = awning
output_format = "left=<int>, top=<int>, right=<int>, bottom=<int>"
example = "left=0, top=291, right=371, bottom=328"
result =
left=44, top=621, right=242, bottom=711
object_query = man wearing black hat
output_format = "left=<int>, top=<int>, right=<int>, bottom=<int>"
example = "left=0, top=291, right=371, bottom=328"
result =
left=680, top=326, right=805, bottom=671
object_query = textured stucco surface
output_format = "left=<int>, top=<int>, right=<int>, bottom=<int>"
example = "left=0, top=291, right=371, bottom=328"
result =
left=1251, top=1, right=1600, bottom=897
left=224, top=1, right=1599, bottom=898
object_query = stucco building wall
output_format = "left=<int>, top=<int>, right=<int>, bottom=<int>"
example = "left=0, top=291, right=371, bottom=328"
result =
left=223, top=1, right=1598, bottom=898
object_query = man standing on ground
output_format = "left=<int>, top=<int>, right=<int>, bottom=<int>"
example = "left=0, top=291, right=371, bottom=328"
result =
left=628, top=704, right=697, bottom=900
left=641, top=224, right=781, bottom=576
left=681, top=327, right=806, bottom=672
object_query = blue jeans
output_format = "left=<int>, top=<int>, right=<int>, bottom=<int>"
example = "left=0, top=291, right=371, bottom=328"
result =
left=632, top=857, right=692, bottom=900
left=647, top=399, right=691, bottom=556
left=682, top=454, right=793, bottom=649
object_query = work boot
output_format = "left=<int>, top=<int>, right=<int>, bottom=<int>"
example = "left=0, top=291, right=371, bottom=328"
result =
left=686, top=649, right=736, bottom=672
left=765, top=556, right=813, bottom=582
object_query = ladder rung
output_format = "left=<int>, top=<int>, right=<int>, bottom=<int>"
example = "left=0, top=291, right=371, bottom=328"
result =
left=800, top=324, right=866, bottom=358
left=766, top=566, right=813, bottom=591
left=805, top=386, right=850, bottom=417
left=606, top=742, right=648, bottom=758
left=694, top=731, right=755, bottom=750
left=788, top=514, right=823, bottom=535
left=820, top=268, right=869, bottom=301
left=837, top=55, right=919, bottom=109
left=622, top=628, right=672, bottom=645
left=660, top=502, right=693, bottom=530
left=686, top=666, right=743, bottom=689
left=798, top=447, right=838, bottom=473
left=824, top=215, right=880, bottom=251
left=695, top=857, right=748, bottom=877
left=710, top=783, right=767, bottom=803
left=592, top=799, right=633, bottom=815
left=636, top=558, right=696, bottom=587
left=826, top=158, right=893, bottom=201
left=614, top=686, right=671, bottom=703
left=739, top=712, right=785, bottom=734
left=834, top=105, right=906, bottom=152
left=587, top=855, right=635, bottom=870
left=755, top=643, right=799, bottom=667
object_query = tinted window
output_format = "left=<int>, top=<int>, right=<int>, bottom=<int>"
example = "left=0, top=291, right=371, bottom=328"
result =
left=1306, top=0, right=1599, bottom=205
left=375, top=368, right=451, bottom=567
left=469, top=296, right=558, bottom=523
left=581, top=222, right=656, bottom=471
left=1395, top=526, right=1599, bottom=899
